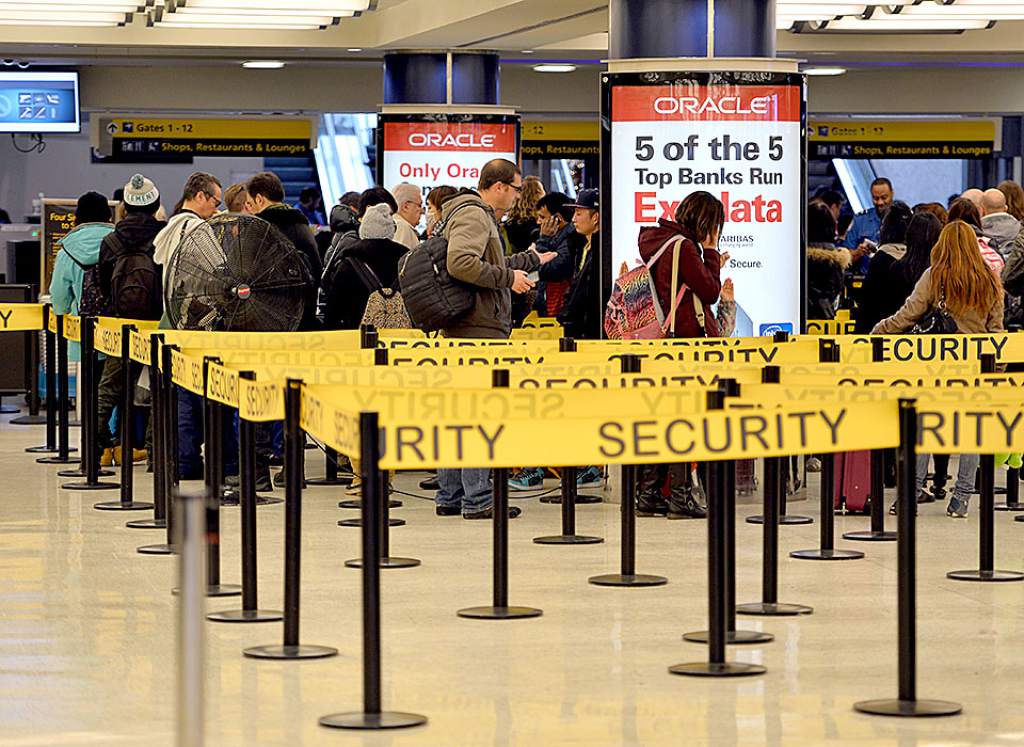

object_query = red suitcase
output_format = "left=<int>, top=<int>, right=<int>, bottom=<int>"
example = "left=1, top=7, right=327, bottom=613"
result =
left=834, top=451, right=872, bottom=514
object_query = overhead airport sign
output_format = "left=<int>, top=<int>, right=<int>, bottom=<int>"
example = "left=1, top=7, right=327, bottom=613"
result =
left=809, top=119, right=997, bottom=159
left=92, top=115, right=316, bottom=161
left=377, top=108, right=519, bottom=194
left=521, top=120, right=599, bottom=159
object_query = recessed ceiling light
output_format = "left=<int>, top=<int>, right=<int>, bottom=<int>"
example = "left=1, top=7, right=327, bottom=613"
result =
left=804, top=66, right=847, bottom=76
left=347, top=47, right=362, bottom=52
left=242, top=60, right=285, bottom=69
left=533, top=63, right=576, bottom=73
left=521, top=49, right=534, bottom=54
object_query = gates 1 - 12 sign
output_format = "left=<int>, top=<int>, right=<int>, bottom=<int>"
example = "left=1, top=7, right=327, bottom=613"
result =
left=605, top=73, right=804, bottom=337
left=379, top=114, right=518, bottom=194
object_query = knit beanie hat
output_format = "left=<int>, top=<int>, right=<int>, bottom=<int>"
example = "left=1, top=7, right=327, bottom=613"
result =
left=123, top=173, right=160, bottom=208
left=75, top=191, right=112, bottom=224
left=359, top=202, right=396, bottom=240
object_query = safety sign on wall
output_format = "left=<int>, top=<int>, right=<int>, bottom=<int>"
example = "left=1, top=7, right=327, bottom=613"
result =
left=603, top=72, right=805, bottom=337
left=378, top=112, right=519, bottom=195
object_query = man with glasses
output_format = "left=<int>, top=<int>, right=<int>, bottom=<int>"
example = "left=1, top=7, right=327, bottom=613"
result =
left=391, top=182, right=425, bottom=250
left=433, top=158, right=557, bottom=520
left=154, top=171, right=222, bottom=286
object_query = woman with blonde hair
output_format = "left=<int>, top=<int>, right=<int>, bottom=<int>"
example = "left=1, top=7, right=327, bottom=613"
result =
left=503, top=175, right=545, bottom=252
left=998, top=179, right=1024, bottom=222
left=873, top=220, right=1004, bottom=517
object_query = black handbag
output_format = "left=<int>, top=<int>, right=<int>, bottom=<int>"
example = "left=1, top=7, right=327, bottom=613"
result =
left=910, top=288, right=958, bottom=335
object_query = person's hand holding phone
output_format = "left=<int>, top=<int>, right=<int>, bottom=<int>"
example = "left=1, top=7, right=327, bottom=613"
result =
left=512, top=270, right=536, bottom=294
left=539, top=214, right=561, bottom=237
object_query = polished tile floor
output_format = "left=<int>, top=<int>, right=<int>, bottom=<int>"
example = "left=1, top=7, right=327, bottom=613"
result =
left=2, top=419, right=1024, bottom=746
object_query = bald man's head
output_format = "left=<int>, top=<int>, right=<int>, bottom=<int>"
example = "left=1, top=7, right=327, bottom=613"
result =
left=981, top=188, right=1008, bottom=216
left=961, top=188, right=984, bottom=208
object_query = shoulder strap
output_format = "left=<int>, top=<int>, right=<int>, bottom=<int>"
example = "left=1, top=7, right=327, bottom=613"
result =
left=348, top=257, right=384, bottom=294
left=437, top=201, right=480, bottom=235
left=663, top=238, right=691, bottom=336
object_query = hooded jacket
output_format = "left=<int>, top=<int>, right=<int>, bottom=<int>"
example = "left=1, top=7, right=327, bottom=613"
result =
left=257, top=204, right=322, bottom=330
left=854, top=243, right=905, bottom=333
left=50, top=221, right=114, bottom=359
left=637, top=219, right=722, bottom=338
left=154, top=210, right=207, bottom=285
left=806, top=244, right=852, bottom=321
left=98, top=212, right=166, bottom=313
left=557, top=231, right=601, bottom=339
left=536, top=223, right=583, bottom=317
left=982, top=212, right=1022, bottom=257
left=441, top=190, right=540, bottom=339
left=321, top=238, right=408, bottom=330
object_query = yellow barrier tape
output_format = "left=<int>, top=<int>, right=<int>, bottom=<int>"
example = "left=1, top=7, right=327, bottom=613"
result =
left=170, top=349, right=207, bottom=395
left=511, top=326, right=563, bottom=341
left=48, top=311, right=58, bottom=334
left=300, top=385, right=361, bottom=457
left=303, top=384, right=899, bottom=468
left=521, top=314, right=560, bottom=329
left=156, top=328, right=362, bottom=351
left=94, top=317, right=161, bottom=357
left=917, top=403, right=1024, bottom=455
left=790, top=333, right=1016, bottom=364
left=731, top=383, right=1024, bottom=407
left=0, top=303, right=44, bottom=332
left=804, top=319, right=857, bottom=336
left=239, top=378, right=284, bottom=422
left=64, top=315, right=81, bottom=342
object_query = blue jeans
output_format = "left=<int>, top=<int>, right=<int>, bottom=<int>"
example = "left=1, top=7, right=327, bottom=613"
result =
left=916, top=453, right=978, bottom=504
left=437, top=468, right=493, bottom=513
left=177, top=388, right=238, bottom=480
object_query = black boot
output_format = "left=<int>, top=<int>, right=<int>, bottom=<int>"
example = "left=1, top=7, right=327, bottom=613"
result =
left=635, top=463, right=668, bottom=516
left=667, top=464, right=706, bottom=519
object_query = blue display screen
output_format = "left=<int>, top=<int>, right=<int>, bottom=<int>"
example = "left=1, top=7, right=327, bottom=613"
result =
left=0, top=72, right=80, bottom=133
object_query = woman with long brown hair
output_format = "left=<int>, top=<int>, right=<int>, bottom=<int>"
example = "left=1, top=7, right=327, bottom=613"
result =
left=873, top=220, right=1004, bottom=517
left=998, top=179, right=1024, bottom=222
left=503, top=175, right=545, bottom=252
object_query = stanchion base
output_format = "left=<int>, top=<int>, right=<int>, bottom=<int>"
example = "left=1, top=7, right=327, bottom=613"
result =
left=946, top=568, right=1024, bottom=582
left=338, top=499, right=402, bottom=509
left=994, top=503, right=1024, bottom=512
left=1016, top=514, right=1024, bottom=522
left=853, top=698, right=962, bottom=717
left=736, top=601, right=814, bottom=616
left=27, top=445, right=75, bottom=454
left=10, top=415, right=48, bottom=425
left=539, top=494, right=602, bottom=504
left=62, top=481, right=120, bottom=491
left=207, top=608, right=283, bottom=623
left=790, top=548, right=865, bottom=561
left=137, top=543, right=176, bottom=555
left=319, top=711, right=427, bottom=730
left=338, top=517, right=405, bottom=527
left=456, top=605, right=543, bottom=620
left=533, top=534, right=604, bottom=545
left=683, top=630, right=775, bottom=645
left=93, top=500, right=153, bottom=511
left=306, top=476, right=354, bottom=487
left=172, top=584, right=242, bottom=598
left=588, top=573, right=668, bottom=587
left=842, top=530, right=898, bottom=542
left=126, top=517, right=166, bottom=529
left=35, top=455, right=78, bottom=464
left=243, top=644, right=338, bottom=660
left=668, top=661, right=766, bottom=678
left=256, top=496, right=284, bottom=506
left=344, top=556, right=421, bottom=569
left=58, top=468, right=114, bottom=477
left=746, top=514, right=813, bottom=525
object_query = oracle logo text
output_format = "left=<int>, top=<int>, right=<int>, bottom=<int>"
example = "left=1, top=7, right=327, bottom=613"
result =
left=653, top=96, right=773, bottom=116
left=408, top=133, right=496, bottom=148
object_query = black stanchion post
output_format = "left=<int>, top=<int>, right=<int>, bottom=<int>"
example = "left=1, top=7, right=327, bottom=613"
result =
left=346, top=463, right=420, bottom=569
left=246, top=380, right=337, bottom=659
left=947, top=450, right=1024, bottom=583
left=61, top=317, right=119, bottom=490
left=36, top=314, right=78, bottom=463
left=139, top=344, right=179, bottom=555
left=128, top=334, right=167, bottom=530
left=670, top=388, right=766, bottom=678
left=792, top=340, right=864, bottom=561
left=208, top=371, right=284, bottom=623
left=96, top=325, right=152, bottom=511
left=319, top=411, right=426, bottom=731
left=175, top=487, right=207, bottom=747
left=685, top=383, right=774, bottom=645
left=458, top=369, right=542, bottom=618
left=855, top=399, right=962, bottom=717
left=589, top=354, right=667, bottom=588
left=842, top=449, right=897, bottom=542
left=745, top=364, right=812, bottom=527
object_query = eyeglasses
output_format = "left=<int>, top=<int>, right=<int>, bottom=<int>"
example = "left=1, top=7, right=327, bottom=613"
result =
left=504, top=182, right=523, bottom=193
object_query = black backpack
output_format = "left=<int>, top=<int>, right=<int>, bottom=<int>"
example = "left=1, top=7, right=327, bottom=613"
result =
left=107, top=234, right=162, bottom=320
left=65, top=253, right=107, bottom=318
left=397, top=203, right=476, bottom=332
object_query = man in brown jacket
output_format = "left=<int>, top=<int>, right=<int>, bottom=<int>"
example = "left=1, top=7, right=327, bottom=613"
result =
left=435, top=159, right=556, bottom=519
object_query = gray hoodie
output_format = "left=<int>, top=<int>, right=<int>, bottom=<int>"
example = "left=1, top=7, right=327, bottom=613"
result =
left=982, top=212, right=1022, bottom=257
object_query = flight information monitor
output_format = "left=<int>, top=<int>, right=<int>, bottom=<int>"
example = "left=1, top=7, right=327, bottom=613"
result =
left=0, top=71, right=81, bottom=134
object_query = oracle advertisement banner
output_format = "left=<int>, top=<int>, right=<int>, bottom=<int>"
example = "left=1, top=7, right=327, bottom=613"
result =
left=379, top=114, right=519, bottom=195
left=604, top=73, right=805, bottom=337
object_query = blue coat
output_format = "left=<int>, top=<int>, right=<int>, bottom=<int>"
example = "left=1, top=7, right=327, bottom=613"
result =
left=49, top=221, right=114, bottom=359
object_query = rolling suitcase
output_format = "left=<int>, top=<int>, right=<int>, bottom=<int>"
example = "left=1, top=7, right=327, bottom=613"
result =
left=834, top=450, right=872, bottom=514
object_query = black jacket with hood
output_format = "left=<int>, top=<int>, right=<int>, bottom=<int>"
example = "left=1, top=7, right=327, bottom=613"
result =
left=257, top=204, right=323, bottom=330
left=557, top=232, right=602, bottom=339
left=806, top=243, right=852, bottom=321
left=322, top=238, right=408, bottom=330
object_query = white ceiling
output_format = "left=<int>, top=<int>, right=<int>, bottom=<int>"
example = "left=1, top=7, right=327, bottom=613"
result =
left=1, top=0, right=1024, bottom=67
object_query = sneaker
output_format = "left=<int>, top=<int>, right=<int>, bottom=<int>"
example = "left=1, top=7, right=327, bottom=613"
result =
left=419, top=474, right=439, bottom=491
left=345, top=479, right=362, bottom=496
left=918, top=488, right=937, bottom=504
left=464, top=506, right=522, bottom=520
left=435, top=504, right=461, bottom=517
left=220, top=489, right=240, bottom=507
left=509, top=468, right=544, bottom=491
left=806, top=457, right=822, bottom=473
left=636, top=494, right=668, bottom=517
left=947, top=496, right=969, bottom=518
left=577, top=466, right=603, bottom=489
